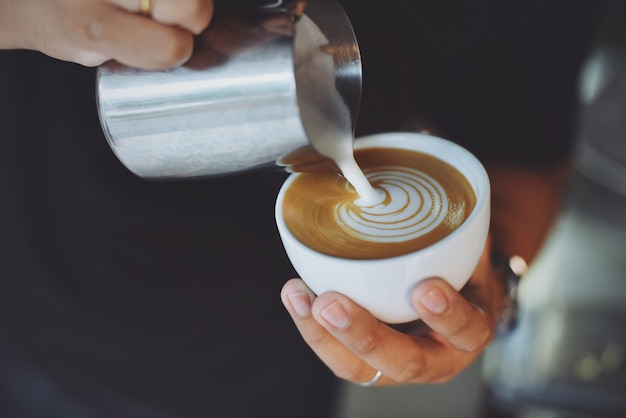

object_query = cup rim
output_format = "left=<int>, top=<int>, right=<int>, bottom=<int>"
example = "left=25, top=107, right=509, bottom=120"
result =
left=276, top=131, right=490, bottom=263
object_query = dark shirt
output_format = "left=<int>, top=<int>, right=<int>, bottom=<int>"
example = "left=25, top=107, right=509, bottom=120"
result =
left=341, top=0, right=604, bottom=166
left=0, top=52, right=335, bottom=418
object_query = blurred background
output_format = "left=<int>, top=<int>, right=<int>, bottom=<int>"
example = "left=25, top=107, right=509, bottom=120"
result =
left=334, top=1, right=626, bottom=417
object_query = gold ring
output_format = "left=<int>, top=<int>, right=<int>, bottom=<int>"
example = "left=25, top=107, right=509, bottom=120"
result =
left=140, top=0, right=153, bottom=16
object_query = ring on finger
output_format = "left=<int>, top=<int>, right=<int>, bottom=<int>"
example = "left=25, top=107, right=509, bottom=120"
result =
left=140, top=0, right=154, bottom=16
left=358, top=370, right=383, bottom=387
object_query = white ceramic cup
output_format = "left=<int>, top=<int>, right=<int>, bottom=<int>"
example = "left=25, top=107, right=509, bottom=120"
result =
left=275, top=132, right=491, bottom=323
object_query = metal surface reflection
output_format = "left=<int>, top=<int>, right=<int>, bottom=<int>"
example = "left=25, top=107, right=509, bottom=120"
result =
left=96, top=0, right=362, bottom=179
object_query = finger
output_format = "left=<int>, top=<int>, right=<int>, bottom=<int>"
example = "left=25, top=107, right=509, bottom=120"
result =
left=311, top=292, right=474, bottom=384
left=88, top=5, right=194, bottom=69
left=280, top=280, right=378, bottom=385
left=411, top=278, right=495, bottom=352
left=108, top=0, right=214, bottom=34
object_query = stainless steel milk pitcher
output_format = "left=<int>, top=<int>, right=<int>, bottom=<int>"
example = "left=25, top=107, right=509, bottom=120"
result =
left=96, top=0, right=362, bottom=179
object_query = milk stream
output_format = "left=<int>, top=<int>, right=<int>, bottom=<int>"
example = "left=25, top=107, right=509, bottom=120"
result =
left=294, top=16, right=382, bottom=207
left=298, top=101, right=384, bottom=207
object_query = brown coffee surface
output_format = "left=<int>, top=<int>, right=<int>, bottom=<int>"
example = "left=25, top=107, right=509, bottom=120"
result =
left=282, top=147, right=477, bottom=259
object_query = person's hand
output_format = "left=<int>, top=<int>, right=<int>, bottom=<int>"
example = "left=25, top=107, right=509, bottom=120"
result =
left=0, top=0, right=214, bottom=69
left=280, top=236, right=506, bottom=386
left=280, top=160, right=570, bottom=386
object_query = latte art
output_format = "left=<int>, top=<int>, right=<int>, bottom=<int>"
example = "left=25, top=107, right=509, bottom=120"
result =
left=337, top=167, right=456, bottom=243
left=282, top=147, right=476, bottom=259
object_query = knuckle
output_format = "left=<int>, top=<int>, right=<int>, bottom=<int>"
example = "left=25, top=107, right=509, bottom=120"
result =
left=458, top=315, right=494, bottom=352
left=350, top=330, right=378, bottom=356
left=71, top=18, right=109, bottom=65
left=475, top=319, right=495, bottom=348
left=393, top=353, right=428, bottom=383
left=81, top=6, right=115, bottom=44
left=80, top=11, right=114, bottom=51
left=445, top=313, right=472, bottom=340
left=79, top=15, right=108, bottom=49
left=301, top=329, right=333, bottom=348
left=85, top=19, right=104, bottom=42
left=394, top=355, right=464, bottom=385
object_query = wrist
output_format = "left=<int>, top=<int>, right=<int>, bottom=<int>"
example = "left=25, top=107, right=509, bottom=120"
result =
left=492, top=254, right=527, bottom=335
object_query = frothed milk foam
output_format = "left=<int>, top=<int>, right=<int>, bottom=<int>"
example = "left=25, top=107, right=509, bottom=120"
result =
left=283, top=146, right=477, bottom=260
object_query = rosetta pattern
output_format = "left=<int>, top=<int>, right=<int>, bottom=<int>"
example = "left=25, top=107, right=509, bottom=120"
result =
left=335, top=167, right=449, bottom=243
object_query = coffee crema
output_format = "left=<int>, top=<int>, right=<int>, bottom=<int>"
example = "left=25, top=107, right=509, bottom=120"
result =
left=282, top=147, right=477, bottom=259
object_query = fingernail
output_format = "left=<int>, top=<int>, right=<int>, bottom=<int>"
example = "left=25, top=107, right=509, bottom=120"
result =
left=320, top=301, right=351, bottom=330
left=419, top=287, right=449, bottom=314
left=287, top=291, right=312, bottom=317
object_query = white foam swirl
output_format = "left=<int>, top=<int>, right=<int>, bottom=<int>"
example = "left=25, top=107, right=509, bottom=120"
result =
left=335, top=167, right=449, bottom=243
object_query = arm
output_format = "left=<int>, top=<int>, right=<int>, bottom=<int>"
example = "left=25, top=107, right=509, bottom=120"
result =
left=0, top=0, right=214, bottom=69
